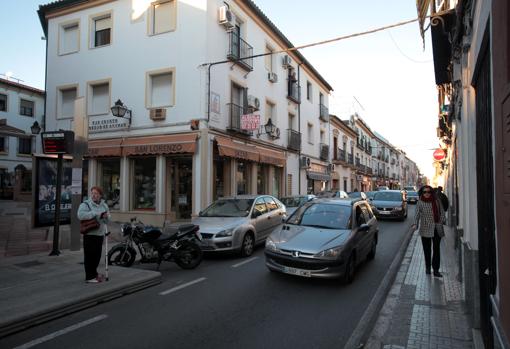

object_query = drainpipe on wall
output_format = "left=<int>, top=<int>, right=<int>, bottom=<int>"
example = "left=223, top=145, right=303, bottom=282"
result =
left=297, top=62, right=303, bottom=195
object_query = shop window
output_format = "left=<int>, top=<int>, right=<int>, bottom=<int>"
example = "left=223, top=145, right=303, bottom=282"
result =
left=99, top=159, right=120, bottom=209
left=257, top=164, right=267, bottom=195
left=236, top=161, right=248, bottom=195
left=213, top=158, right=224, bottom=200
left=58, top=86, right=77, bottom=118
left=0, top=94, right=7, bottom=111
left=59, top=21, right=79, bottom=54
left=20, top=99, right=34, bottom=117
left=149, top=0, right=176, bottom=35
left=133, top=157, right=156, bottom=210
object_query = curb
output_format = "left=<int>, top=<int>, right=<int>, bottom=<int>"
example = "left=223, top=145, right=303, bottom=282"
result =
left=344, top=224, right=416, bottom=349
left=0, top=273, right=161, bottom=338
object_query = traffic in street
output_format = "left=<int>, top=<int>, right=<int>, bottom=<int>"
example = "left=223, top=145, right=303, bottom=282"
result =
left=2, top=207, right=415, bottom=349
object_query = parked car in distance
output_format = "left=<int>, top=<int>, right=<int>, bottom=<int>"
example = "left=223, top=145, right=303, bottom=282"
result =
left=369, top=190, right=408, bottom=221
left=279, top=195, right=316, bottom=216
left=406, top=191, right=419, bottom=204
left=365, top=191, right=377, bottom=200
left=348, top=191, right=368, bottom=201
left=265, top=198, right=378, bottom=283
left=193, top=195, right=286, bottom=257
left=377, top=186, right=390, bottom=191
left=404, top=186, right=417, bottom=192
left=316, top=190, right=349, bottom=199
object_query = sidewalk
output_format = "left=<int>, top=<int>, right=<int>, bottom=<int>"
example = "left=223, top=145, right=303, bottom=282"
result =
left=363, top=226, right=475, bottom=349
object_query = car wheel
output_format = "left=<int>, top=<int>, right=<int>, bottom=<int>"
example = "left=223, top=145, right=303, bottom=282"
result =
left=367, top=238, right=377, bottom=261
left=240, top=232, right=255, bottom=257
left=343, top=253, right=356, bottom=284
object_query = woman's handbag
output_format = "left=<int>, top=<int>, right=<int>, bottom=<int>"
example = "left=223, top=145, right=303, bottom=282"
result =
left=80, top=202, right=100, bottom=234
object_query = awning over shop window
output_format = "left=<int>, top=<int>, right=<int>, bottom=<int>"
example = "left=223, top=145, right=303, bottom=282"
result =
left=123, top=134, right=197, bottom=156
left=307, top=171, right=331, bottom=181
left=257, top=146, right=286, bottom=167
left=86, top=138, right=123, bottom=157
left=216, top=136, right=259, bottom=162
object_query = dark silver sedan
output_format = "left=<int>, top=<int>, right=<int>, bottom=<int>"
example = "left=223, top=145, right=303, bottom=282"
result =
left=265, top=199, right=378, bottom=283
left=369, top=190, right=408, bottom=221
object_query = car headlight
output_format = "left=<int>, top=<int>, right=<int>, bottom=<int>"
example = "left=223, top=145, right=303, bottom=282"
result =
left=265, top=238, right=277, bottom=252
left=314, top=246, right=343, bottom=259
left=216, top=228, right=234, bottom=238
left=394, top=206, right=403, bottom=211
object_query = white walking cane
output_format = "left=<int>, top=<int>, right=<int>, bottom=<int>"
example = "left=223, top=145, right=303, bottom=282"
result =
left=104, top=223, right=109, bottom=281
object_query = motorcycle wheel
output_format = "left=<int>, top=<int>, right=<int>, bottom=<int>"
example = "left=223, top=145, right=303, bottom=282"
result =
left=108, top=245, right=136, bottom=267
left=175, top=241, right=203, bottom=269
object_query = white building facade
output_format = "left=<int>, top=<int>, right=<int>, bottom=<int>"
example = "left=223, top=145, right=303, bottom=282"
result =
left=39, top=0, right=332, bottom=225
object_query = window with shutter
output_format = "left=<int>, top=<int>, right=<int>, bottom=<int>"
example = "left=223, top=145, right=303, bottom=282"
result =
left=151, top=1, right=175, bottom=35
left=93, top=15, right=111, bottom=47
left=20, top=99, right=34, bottom=117
left=59, top=22, right=79, bottom=54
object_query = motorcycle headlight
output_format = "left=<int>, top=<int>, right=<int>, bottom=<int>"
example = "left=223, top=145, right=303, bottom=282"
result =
left=265, top=238, right=277, bottom=252
left=394, top=206, right=403, bottom=211
left=314, top=246, right=343, bottom=259
left=216, top=228, right=234, bottom=238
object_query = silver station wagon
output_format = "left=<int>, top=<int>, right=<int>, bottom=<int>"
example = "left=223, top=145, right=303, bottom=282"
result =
left=265, top=198, right=378, bottom=283
left=193, top=195, right=286, bottom=257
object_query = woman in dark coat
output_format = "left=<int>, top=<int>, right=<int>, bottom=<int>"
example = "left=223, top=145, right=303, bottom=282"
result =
left=411, top=185, right=446, bottom=277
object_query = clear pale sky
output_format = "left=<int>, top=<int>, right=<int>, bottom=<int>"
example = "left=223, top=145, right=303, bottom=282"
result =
left=0, top=0, right=438, bottom=179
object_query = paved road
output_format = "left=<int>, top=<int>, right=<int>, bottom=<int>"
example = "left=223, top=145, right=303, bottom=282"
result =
left=2, top=207, right=416, bottom=349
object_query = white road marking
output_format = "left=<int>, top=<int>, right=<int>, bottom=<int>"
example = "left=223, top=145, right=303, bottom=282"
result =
left=159, top=277, right=207, bottom=296
left=13, top=314, right=108, bottom=349
left=231, top=256, right=259, bottom=268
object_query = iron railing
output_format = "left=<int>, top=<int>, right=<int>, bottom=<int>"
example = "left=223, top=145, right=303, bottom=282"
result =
left=319, top=104, right=329, bottom=122
left=320, top=143, right=329, bottom=160
left=227, top=31, right=253, bottom=71
left=287, top=129, right=301, bottom=151
left=227, top=103, right=252, bottom=135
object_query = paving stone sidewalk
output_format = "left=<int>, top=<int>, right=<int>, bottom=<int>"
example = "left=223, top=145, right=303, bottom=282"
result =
left=365, top=226, right=474, bottom=349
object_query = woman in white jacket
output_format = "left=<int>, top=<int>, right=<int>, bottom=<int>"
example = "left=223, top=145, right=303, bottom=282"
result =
left=77, top=186, right=109, bottom=283
left=411, top=185, right=446, bottom=277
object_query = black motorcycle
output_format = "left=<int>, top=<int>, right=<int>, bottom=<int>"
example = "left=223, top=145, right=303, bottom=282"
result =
left=108, top=218, right=203, bottom=270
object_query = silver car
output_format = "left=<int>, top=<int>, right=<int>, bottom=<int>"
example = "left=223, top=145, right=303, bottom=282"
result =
left=193, top=195, right=286, bottom=257
left=265, top=198, right=378, bottom=282
left=279, top=195, right=316, bottom=216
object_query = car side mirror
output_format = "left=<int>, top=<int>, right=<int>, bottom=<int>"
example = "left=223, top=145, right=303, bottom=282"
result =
left=359, top=223, right=370, bottom=232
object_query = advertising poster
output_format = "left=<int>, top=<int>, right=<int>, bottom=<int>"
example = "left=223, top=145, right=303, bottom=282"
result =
left=34, top=157, right=73, bottom=227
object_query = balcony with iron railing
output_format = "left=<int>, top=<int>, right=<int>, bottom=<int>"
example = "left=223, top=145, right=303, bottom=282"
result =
left=227, top=31, right=253, bottom=71
left=355, top=157, right=361, bottom=167
left=365, top=144, right=372, bottom=155
left=333, top=149, right=346, bottom=163
left=287, top=129, right=301, bottom=151
left=287, top=81, right=300, bottom=104
left=348, top=153, right=354, bottom=165
left=227, top=103, right=252, bottom=135
left=319, top=104, right=329, bottom=122
left=320, top=143, right=329, bottom=160
left=356, top=139, right=365, bottom=150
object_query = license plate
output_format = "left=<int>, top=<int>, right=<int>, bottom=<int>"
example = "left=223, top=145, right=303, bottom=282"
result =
left=379, top=211, right=390, bottom=215
left=283, top=266, right=311, bottom=277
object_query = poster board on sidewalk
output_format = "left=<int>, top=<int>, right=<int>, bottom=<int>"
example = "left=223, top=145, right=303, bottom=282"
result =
left=33, top=155, right=73, bottom=227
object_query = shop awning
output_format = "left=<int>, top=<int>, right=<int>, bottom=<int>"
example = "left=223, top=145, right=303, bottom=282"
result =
left=216, top=136, right=259, bottom=162
left=123, top=134, right=197, bottom=156
left=86, top=138, right=123, bottom=157
left=307, top=171, right=331, bottom=181
left=257, top=146, right=286, bottom=167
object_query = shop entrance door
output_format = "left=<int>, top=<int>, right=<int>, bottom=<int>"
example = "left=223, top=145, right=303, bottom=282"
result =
left=168, top=157, right=193, bottom=221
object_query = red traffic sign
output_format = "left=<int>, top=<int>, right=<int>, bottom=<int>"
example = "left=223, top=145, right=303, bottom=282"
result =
left=433, top=148, right=446, bottom=161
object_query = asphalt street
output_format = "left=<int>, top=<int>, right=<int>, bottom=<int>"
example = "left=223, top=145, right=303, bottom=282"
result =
left=2, top=206, right=416, bottom=349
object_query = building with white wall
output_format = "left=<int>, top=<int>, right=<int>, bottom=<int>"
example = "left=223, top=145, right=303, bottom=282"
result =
left=0, top=78, right=45, bottom=200
left=330, top=115, right=357, bottom=192
left=38, top=0, right=333, bottom=225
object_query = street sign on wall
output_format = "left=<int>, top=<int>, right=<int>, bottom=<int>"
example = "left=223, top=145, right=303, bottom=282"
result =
left=433, top=148, right=446, bottom=161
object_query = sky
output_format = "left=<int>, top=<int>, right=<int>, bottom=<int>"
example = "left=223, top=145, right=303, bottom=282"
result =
left=0, top=0, right=438, bottom=179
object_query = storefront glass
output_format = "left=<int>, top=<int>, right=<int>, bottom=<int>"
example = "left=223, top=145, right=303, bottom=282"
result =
left=99, top=159, right=120, bottom=209
left=237, top=161, right=248, bottom=195
left=133, top=157, right=156, bottom=210
left=170, top=157, right=192, bottom=220
left=213, top=159, right=224, bottom=200
left=257, top=164, right=267, bottom=195
left=273, top=167, right=282, bottom=198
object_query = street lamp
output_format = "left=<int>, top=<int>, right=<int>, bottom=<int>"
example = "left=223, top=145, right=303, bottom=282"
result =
left=110, top=99, right=132, bottom=126
left=264, top=118, right=276, bottom=135
left=30, top=121, right=41, bottom=135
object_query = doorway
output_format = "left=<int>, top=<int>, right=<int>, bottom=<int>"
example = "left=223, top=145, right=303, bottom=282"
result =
left=167, top=157, right=193, bottom=221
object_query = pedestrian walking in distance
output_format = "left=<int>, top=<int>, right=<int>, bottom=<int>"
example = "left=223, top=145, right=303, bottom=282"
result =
left=435, top=186, right=449, bottom=212
left=78, top=186, right=110, bottom=283
left=411, top=185, right=446, bottom=277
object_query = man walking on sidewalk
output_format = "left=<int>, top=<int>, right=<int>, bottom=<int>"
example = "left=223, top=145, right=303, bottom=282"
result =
left=412, top=185, right=446, bottom=277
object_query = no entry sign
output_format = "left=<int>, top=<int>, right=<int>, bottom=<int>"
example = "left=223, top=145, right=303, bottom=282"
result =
left=433, top=148, right=446, bottom=161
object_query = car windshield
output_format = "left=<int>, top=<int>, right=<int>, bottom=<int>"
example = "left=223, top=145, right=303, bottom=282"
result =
left=408, top=191, right=418, bottom=196
left=280, top=197, right=305, bottom=207
left=286, top=203, right=351, bottom=229
left=349, top=192, right=361, bottom=198
left=373, top=192, right=402, bottom=201
left=199, top=199, right=254, bottom=217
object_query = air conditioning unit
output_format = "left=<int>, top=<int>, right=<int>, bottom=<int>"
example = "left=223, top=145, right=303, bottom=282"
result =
left=218, top=6, right=235, bottom=30
left=247, top=95, right=260, bottom=110
left=300, top=156, right=311, bottom=169
left=150, top=108, right=166, bottom=121
left=282, top=55, right=292, bottom=68
left=268, top=72, right=278, bottom=83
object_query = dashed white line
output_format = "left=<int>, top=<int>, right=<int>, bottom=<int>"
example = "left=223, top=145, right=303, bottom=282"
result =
left=231, top=256, right=259, bottom=268
left=159, top=277, right=207, bottom=295
left=13, top=314, right=108, bottom=349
